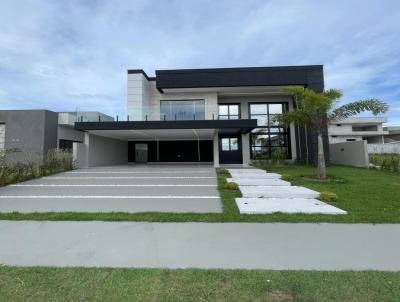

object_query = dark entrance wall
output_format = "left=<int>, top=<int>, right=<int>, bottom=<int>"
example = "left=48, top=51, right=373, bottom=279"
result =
left=128, top=140, right=213, bottom=162
left=218, top=134, right=243, bottom=164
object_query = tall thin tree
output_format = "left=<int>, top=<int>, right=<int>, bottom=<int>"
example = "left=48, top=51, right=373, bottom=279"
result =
left=278, top=87, right=388, bottom=179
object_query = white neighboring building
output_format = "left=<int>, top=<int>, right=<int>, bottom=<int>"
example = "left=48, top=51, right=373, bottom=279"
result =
left=383, top=126, right=400, bottom=143
left=328, top=117, right=388, bottom=144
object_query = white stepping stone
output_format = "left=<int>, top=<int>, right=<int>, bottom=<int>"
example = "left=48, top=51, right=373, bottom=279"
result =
left=227, top=169, right=266, bottom=174
left=236, top=198, right=347, bottom=215
left=229, top=172, right=281, bottom=179
left=227, top=178, right=290, bottom=186
left=228, top=171, right=267, bottom=176
left=239, top=186, right=319, bottom=198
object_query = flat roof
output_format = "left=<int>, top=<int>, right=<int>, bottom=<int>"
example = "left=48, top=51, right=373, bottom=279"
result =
left=127, top=65, right=324, bottom=92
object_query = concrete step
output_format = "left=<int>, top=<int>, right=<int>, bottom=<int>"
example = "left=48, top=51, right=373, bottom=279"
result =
left=239, top=186, right=319, bottom=198
left=227, top=178, right=290, bottom=186
left=236, top=198, right=347, bottom=215
left=229, top=172, right=281, bottom=179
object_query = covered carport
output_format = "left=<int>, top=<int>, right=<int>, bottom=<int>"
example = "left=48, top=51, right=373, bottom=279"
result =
left=74, top=119, right=256, bottom=168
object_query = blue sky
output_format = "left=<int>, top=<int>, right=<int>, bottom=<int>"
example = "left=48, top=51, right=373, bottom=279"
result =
left=1, top=0, right=399, bottom=124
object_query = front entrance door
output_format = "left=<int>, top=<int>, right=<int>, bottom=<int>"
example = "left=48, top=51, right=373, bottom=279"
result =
left=219, top=135, right=243, bottom=164
left=135, top=143, right=148, bottom=163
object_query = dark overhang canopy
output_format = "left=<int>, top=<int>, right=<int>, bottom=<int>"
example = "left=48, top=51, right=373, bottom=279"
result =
left=75, top=119, right=257, bottom=134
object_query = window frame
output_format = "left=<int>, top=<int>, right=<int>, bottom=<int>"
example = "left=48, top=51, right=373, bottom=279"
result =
left=221, top=137, right=239, bottom=151
left=218, top=103, right=241, bottom=120
left=248, top=102, right=291, bottom=160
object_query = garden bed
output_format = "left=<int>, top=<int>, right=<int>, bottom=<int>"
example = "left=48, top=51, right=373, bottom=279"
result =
left=0, top=149, right=73, bottom=186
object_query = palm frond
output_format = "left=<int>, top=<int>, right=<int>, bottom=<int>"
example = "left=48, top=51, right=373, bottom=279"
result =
left=323, top=89, right=342, bottom=101
left=329, top=99, right=389, bottom=121
left=276, top=110, right=311, bottom=127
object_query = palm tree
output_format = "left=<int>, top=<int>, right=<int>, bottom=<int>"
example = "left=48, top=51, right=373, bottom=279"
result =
left=279, top=87, right=388, bottom=179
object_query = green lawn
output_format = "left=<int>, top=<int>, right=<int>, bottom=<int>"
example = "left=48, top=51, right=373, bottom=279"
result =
left=1, top=267, right=399, bottom=302
left=0, top=164, right=399, bottom=223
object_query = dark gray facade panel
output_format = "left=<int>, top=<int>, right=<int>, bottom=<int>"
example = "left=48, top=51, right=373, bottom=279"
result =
left=0, top=110, right=58, bottom=152
left=43, top=110, right=59, bottom=150
left=155, top=65, right=323, bottom=90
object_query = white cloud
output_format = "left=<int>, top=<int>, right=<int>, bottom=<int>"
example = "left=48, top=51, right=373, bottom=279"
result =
left=0, top=0, right=399, bottom=123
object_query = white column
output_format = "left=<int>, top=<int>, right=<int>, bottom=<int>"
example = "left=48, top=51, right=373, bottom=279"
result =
left=241, top=133, right=250, bottom=166
left=72, top=132, right=89, bottom=168
left=213, top=130, right=219, bottom=168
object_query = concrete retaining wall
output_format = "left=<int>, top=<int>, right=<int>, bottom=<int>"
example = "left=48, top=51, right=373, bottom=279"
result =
left=329, top=140, right=369, bottom=168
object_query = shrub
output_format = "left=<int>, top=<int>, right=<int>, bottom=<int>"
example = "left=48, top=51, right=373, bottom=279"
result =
left=369, top=153, right=400, bottom=172
left=223, top=181, right=239, bottom=191
left=270, top=149, right=285, bottom=165
left=0, top=148, right=73, bottom=186
left=281, top=174, right=292, bottom=182
left=218, top=168, right=230, bottom=176
left=319, top=191, right=338, bottom=203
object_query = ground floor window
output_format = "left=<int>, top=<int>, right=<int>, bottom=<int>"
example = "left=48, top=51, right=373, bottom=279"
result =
left=249, top=102, right=290, bottom=160
left=250, top=131, right=290, bottom=160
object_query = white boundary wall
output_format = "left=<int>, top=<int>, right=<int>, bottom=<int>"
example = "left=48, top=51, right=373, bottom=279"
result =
left=329, top=140, right=369, bottom=168
left=368, top=143, right=400, bottom=154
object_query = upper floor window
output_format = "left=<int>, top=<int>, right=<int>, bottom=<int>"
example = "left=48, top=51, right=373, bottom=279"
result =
left=352, top=125, right=378, bottom=132
left=160, top=100, right=205, bottom=120
left=218, top=104, right=240, bottom=120
left=249, top=103, right=285, bottom=127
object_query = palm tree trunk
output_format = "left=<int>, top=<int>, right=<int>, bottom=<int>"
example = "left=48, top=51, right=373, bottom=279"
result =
left=317, top=133, right=326, bottom=179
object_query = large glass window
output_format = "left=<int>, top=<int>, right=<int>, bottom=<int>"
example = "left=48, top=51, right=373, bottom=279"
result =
left=218, top=104, right=240, bottom=120
left=160, top=100, right=205, bottom=120
left=249, top=103, right=290, bottom=160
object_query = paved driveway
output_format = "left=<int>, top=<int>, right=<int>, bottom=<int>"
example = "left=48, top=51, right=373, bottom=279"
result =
left=0, top=165, right=222, bottom=213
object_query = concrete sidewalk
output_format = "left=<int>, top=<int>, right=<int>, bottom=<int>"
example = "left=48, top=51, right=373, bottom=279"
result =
left=1, top=221, right=399, bottom=271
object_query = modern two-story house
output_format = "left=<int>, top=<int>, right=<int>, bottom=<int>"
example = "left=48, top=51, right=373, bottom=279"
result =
left=328, top=117, right=388, bottom=144
left=73, top=65, right=327, bottom=167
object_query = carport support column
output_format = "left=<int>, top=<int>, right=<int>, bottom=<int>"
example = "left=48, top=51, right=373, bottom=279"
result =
left=213, top=130, right=219, bottom=168
left=241, top=133, right=251, bottom=166
left=72, top=132, right=90, bottom=168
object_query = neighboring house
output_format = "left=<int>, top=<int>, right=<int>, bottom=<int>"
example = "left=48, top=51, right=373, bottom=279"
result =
left=328, top=117, right=388, bottom=144
left=73, top=65, right=328, bottom=167
left=0, top=110, right=112, bottom=153
left=383, top=126, right=400, bottom=143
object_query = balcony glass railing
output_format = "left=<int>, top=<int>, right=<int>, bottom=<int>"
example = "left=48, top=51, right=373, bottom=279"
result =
left=75, top=113, right=242, bottom=122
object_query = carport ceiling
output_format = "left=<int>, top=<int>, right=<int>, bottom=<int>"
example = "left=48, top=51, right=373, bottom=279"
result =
left=88, top=129, right=215, bottom=141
